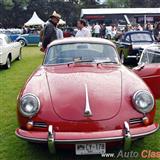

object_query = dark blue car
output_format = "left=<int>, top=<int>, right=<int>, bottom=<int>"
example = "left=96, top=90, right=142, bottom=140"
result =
left=116, top=31, right=155, bottom=65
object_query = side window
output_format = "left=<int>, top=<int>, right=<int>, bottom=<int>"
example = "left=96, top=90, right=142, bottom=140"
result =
left=125, top=35, right=130, bottom=42
left=140, top=53, right=149, bottom=64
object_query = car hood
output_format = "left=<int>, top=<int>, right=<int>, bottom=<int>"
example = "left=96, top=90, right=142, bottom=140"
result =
left=46, top=67, right=122, bottom=121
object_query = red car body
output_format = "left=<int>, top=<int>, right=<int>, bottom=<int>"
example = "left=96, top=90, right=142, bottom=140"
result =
left=16, top=38, right=159, bottom=154
left=133, top=64, right=160, bottom=99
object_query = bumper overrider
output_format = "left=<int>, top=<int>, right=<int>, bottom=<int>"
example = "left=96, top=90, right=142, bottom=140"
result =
left=15, top=121, right=159, bottom=154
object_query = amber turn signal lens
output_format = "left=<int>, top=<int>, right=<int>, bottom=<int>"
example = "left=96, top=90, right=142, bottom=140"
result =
left=143, top=117, right=149, bottom=125
left=26, top=121, right=33, bottom=130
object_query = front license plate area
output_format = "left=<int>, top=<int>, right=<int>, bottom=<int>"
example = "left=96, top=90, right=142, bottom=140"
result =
left=75, top=143, right=106, bottom=155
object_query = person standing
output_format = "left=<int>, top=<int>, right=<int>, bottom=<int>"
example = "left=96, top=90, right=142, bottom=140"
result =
left=145, top=23, right=153, bottom=33
left=100, top=24, right=106, bottom=38
left=75, top=19, right=91, bottom=37
left=153, top=22, right=160, bottom=42
left=94, top=22, right=101, bottom=37
left=56, top=27, right=64, bottom=39
left=137, top=24, right=143, bottom=31
left=42, top=11, right=61, bottom=51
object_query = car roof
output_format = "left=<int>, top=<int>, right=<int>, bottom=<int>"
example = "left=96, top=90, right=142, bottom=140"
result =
left=48, top=37, right=116, bottom=48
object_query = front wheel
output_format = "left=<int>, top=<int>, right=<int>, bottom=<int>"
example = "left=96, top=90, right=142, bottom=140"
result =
left=4, top=56, right=11, bottom=69
left=18, top=39, right=26, bottom=47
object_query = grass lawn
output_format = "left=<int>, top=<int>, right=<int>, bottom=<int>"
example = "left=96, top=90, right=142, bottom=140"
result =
left=0, top=46, right=159, bottom=160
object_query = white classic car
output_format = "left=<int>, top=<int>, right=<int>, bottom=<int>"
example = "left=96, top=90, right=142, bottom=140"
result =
left=0, top=34, right=22, bottom=69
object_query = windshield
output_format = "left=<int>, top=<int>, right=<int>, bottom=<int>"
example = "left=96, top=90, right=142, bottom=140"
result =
left=140, top=46, right=160, bottom=64
left=44, top=43, right=119, bottom=65
left=131, top=33, right=153, bottom=42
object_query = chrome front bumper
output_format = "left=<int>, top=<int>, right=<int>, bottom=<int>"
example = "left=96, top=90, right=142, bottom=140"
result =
left=124, top=121, right=132, bottom=150
left=15, top=122, right=159, bottom=154
left=48, top=125, right=56, bottom=154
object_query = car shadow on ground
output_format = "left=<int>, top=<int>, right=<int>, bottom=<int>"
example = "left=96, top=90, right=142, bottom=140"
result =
left=26, top=141, right=144, bottom=160
left=26, top=142, right=115, bottom=159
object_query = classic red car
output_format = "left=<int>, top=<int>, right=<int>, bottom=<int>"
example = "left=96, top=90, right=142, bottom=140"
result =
left=16, top=38, right=159, bottom=155
left=133, top=44, right=160, bottom=99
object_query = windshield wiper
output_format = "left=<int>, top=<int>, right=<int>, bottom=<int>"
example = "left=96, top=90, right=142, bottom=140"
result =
left=74, top=59, right=94, bottom=63
left=95, top=60, right=118, bottom=65
left=67, top=59, right=94, bottom=66
left=67, top=60, right=118, bottom=67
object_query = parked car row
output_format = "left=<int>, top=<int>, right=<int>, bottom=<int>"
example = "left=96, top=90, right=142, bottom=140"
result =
left=0, top=30, right=158, bottom=70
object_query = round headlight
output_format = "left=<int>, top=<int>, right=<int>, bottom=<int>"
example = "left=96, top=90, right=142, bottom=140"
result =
left=132, top=90, right=154, bottom=113
left=20, top=94, right=40, bottom=117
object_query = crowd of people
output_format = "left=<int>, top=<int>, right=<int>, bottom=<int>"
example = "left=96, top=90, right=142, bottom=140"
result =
left=120, top=22, right=160, bottom=41
left=40, top=10, right=160, bottom=52
left=84, top=22, right=160, bottom=41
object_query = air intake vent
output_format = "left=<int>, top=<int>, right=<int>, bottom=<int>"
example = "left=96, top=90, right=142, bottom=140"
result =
left=129, top=118, right=143, bottom=124
left=33, top=122, right=47, bottom=128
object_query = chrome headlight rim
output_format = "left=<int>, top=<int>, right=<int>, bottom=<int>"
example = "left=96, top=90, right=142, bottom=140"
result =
left=132, top=90, right=154, bottom=113
left=19, top=93, right=40, bottom=117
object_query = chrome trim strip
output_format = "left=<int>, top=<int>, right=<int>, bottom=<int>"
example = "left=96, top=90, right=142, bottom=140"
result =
left=127, top=55, right=140, bottom=58
left=34, top=124, right=47, bottom=128
left=127, top=55, right=137, bottom=58
left=129, top=120, right=143, bottom=124
left=132, top=124, right=159, bottom=138
left=56, top=136, right=124, bottom=143
left=33, top=122, right=47, bottom=128
left=84, top=84, right=92, bottom=117
left=129, top=118, right=143, bottom=124
left=15, top=130, right=47, bottom=142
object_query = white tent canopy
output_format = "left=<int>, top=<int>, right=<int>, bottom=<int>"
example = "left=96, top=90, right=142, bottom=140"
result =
left=25, top=12, right=45, bottom=26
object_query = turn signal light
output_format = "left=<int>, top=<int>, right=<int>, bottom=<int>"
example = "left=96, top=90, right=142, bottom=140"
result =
left=26, top=121, right=33, bottom=130
left=143, top=117, right=149, bottom=125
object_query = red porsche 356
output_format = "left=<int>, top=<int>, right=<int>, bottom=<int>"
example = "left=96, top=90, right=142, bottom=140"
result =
left=16, top=38, right=159, bottom=155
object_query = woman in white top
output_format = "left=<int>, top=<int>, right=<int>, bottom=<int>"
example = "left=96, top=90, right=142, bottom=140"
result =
left=56, top=28, right=64, bottom=39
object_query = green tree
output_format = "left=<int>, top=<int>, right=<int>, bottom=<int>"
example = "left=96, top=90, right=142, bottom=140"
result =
left=1, top=0, right=30, bottom=10
left=105, top=0, right=160, bottom=8
left=129, top=0, right=160, bottom=7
